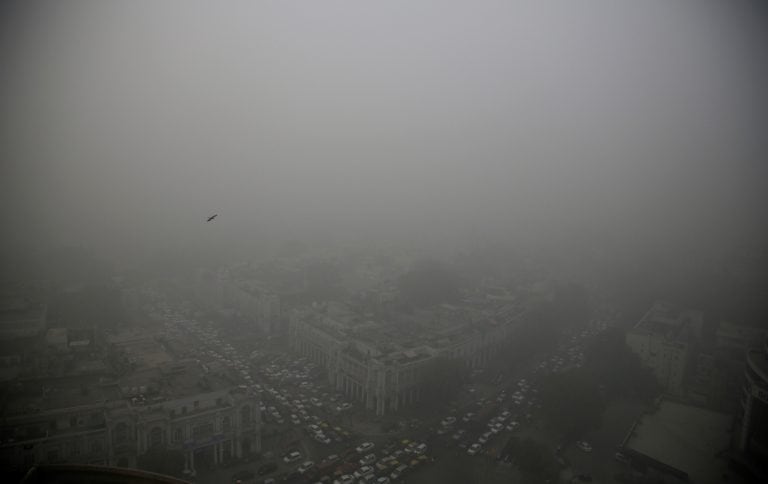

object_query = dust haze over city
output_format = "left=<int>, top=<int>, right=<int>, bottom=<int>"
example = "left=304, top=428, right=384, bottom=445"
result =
left=1, top=2, right=767, bottom=484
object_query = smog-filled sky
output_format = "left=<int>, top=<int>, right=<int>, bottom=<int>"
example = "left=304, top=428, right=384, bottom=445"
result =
left=1, top=1, right=766, bottom=263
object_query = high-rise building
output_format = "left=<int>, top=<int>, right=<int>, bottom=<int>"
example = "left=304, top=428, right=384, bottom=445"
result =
left=735, top=337, right=768, bottom=480
left=625, top=301, right=702, bottom=396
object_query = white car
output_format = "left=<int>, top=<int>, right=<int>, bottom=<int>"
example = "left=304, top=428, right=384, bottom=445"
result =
left=441, top=416, right=457, bottom=426
left=356, top=442, right=375, bottom=453
left=314, top=433, right=331, bottom=444
left=297, top=461, right=314, bottom=474
left=354, top=465, right=374, bottom=478
left=359, top=453, right=377, bottom=466
left=283, top=450, right=302, bottom=463
left=576, top=440, right=593, bottom=453
left=467, top=443, right=482, bottom=456
left=333, top=475, right=355, bottom=484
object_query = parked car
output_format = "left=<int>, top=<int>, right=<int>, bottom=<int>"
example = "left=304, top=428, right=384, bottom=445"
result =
left=356, top=442, right=375, bottom=453
left=333, top=475, right=355, bottom=484
left=390, top=465, right=408, bottom=480
left=576, top=441, right=593, bottom=453
left=283, top=450, right=302, bottom=463
left=467, top=443, right=482, bottom=456
left=359, top=453, right=377, bottom=466
left=297, top=461, right=315, bottom=474
left=353, top=466, right=374, bottom=479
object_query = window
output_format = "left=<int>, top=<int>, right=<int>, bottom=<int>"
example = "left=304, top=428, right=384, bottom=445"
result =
left=173, top=428, right=182, bottom=443
left=47, top=448, right=60, bottom=463
left=91, top=440, right=102, bottom=453
left=69, top=441, right=81, bottom=457
left=70, top=417, right=77, bottom=428
left=149, top=427, right=163, bottom=448
left=192, top=422, right=214, bottom=439
left=222, top=416, right=231, bottom=432
left=194, top=400, right=200, bottom=410
left=114, top=423, right=128, bottom=444
left=241, top=405, right=251, bottom=426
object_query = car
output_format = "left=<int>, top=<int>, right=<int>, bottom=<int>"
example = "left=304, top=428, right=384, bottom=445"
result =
left=462, top=412, right=476, bottom=422
left=333, top=475, right=355, bottom=484
left=257, top=462, right=278, bottom=476
left=505, top=421, right=519, bottom=432
left=336, top=403, right=352, bottom=412
left=390, top=465, right=408, bottom=480
left=315, top=433, right=332, bottom=444
left=283, top=450, right=302, bottom=463
left=490, top=422, right=504, bottom=434
left=440, top=416, right=456, bottom=426
left=467, top=443, right=482, bottom=456
left=576, top=441, right=593, bottom=453
left=297, top=461, right=315, bottom=474
left=478, top=432, right=492, bottom=444
left=319, top=454, right=340, bottom=468
left=353, top=466, right=374, bottom=478
left=356, top=442, right=375, bottom=453
left=376, top=477, right=391, bottom=484
left=359, top=453, right=377, bottom=466
left=614, top=451, right=631, bottom=464
left=413, top=443, right=427, bottom=455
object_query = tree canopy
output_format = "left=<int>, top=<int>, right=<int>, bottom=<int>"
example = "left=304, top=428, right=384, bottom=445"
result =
left=540, top=368, right=605, bottom=439
left=418, top=356, right=469, bottom=408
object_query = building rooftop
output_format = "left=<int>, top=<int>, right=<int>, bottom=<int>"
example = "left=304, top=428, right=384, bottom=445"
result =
left=294, top=299, right=525, bottom=363
left=625, top=399, right=732, bottom=484
left=631, top=301, right=702, bottom=343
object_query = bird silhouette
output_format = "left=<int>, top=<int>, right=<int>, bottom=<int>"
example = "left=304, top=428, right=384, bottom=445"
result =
left=206, top=214, right=218, bottom=222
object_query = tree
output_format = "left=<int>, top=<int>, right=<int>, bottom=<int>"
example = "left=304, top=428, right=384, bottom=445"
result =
left=540, top=369, right=605, bottom=439
left=506, top=437, right=558, bottom=483
left=418, top=357, right=469, bottom=408
left=584, top=327, right=660, bottom=400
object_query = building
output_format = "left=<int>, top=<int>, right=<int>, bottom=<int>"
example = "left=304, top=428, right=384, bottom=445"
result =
left=0, top=296, right=47, bottom=341
left=620, top=398, right=734, bottom=483
left=194, top=269, right=282, bottom=334
left=626, top=301, right=702, bottom=396
left=734, top=337, right=768, bottom=480
left=289, top=300, right=527, bottom=415
left=0, top=360, right=260, bottom=479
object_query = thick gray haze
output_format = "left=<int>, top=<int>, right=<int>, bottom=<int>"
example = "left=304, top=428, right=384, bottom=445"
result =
left=2, top=1, right=766, bottom=265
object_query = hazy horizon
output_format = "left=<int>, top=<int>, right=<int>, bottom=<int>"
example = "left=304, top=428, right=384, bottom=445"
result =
left=2, top=1, right=767, bottom=267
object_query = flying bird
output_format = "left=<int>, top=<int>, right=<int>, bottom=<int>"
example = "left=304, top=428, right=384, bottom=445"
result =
left=206, top=214, right=218, bottom=222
